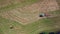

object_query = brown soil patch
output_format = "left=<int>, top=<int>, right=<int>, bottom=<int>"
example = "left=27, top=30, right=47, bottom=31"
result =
left=0, top=0, right=59, bottom=25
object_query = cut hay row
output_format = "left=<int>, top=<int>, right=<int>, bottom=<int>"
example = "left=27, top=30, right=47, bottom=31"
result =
left=0, top=13, right=60, bottom=34
left=0, top=0, right=28, bottom=8
left=8, top=11, right=29, bottom=24
left=0, top=0, right=60, bottom=34
left=1, top=9, right=40, bottom=25
left=0, top=0, right=41, bottom=12
left=0, top=0, right=59, bottom=25
left=1, top=11, right=28, bottom=24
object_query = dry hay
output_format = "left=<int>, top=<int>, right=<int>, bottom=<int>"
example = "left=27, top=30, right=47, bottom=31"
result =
left=0, top=0, right=25, bottom=8
left=0, top=0, right=59, bottom=25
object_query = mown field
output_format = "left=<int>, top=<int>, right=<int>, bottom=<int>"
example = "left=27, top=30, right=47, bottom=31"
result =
left=0, top=0, right=42, bottom=12
left=0, top=10, right=60, bottom=34
left=56, top=0, right=60, bottom=9
left=0, top=0, right=60, bottom=34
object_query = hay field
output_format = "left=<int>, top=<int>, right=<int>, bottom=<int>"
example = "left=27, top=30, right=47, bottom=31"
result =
left=0, top=0, right=60, bottom=34
left=0, top=0, right=59, bottom=25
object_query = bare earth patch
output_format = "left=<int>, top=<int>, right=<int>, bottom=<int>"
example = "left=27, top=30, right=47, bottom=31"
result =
left=0, top=0, right=59, bottom=25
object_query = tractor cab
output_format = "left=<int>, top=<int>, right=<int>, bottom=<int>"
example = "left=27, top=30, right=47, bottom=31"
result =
left=39, top=13, right=45, bottom=17
left=39, top=13, right=50, bottom=17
